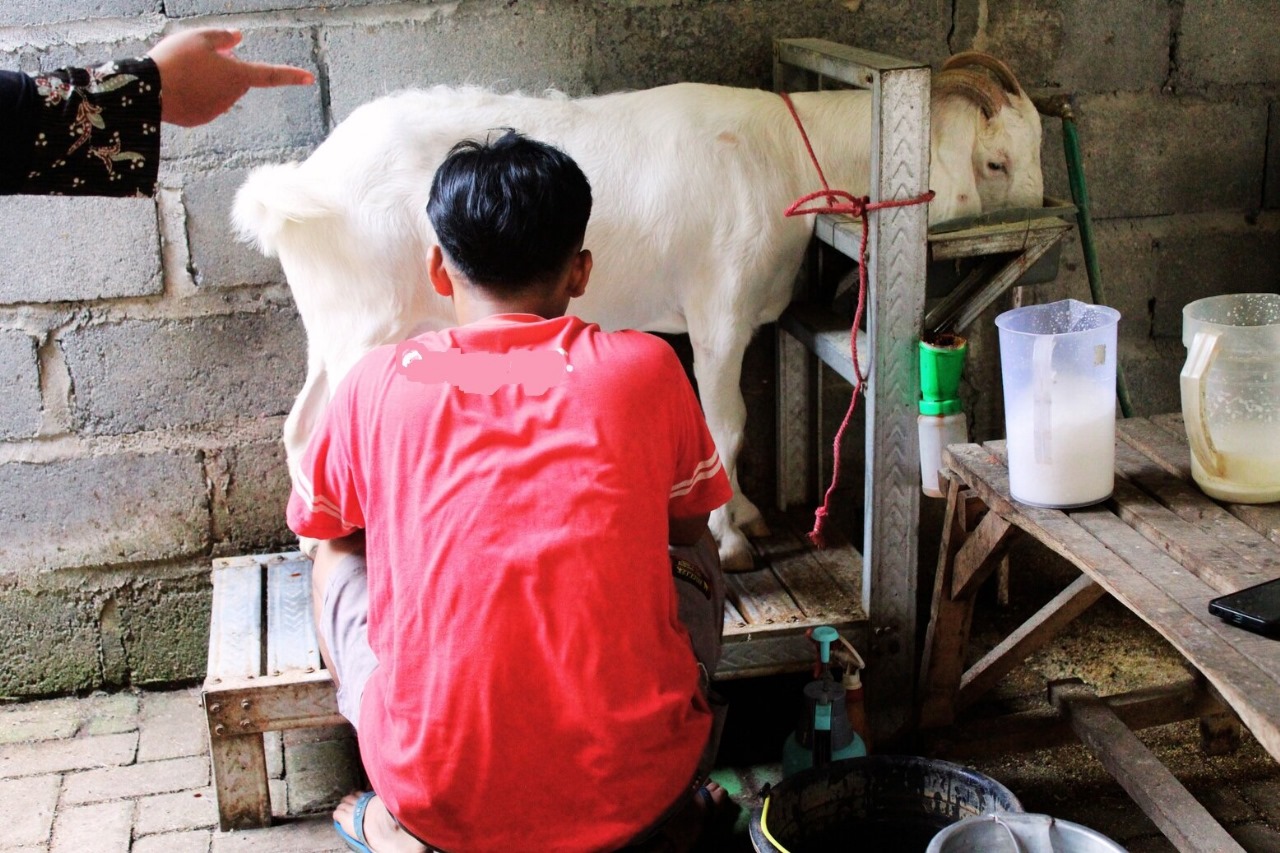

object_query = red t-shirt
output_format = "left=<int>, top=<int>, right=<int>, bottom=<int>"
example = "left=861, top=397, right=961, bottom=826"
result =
left=288, top=314, right=732, bottom=852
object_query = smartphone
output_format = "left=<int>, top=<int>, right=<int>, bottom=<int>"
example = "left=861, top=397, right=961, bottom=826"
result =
left=1209, top=577, right=1280, bottom=638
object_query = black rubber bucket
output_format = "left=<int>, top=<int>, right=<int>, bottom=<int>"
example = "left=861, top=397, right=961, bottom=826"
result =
left=749, top=755, right=1023, bottom=853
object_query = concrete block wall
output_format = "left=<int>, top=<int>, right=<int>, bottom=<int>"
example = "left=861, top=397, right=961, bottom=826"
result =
left=0, top=0, right=1276, bottom=696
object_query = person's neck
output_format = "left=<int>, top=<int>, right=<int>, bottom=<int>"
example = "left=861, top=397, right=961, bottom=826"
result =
left=453, top=287, right=569, bottom=326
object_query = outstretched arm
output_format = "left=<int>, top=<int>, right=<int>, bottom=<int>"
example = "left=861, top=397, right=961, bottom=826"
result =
left=2, top=28, right=313, bottom=197
left=147, top=28, right=314, bottom=128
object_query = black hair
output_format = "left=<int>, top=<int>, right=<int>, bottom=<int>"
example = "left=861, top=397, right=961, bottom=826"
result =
left=426, top=129, right=593, bottom=292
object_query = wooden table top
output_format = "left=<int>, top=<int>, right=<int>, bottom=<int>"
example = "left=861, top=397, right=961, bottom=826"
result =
left=942, top=413, right=1280, bottom=762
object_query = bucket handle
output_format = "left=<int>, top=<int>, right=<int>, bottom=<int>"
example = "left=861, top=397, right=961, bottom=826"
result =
left=758, top=791, right=794, bottom=853
left=991, top=814, right=1028, bottom=853
left=1031, top=335, right=1055, bottom=465
left=1180, top=330, right=1225, bottom=479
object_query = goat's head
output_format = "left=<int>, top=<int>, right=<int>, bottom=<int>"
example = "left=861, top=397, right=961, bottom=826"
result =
left=930, top=52, right=1043, bottom=223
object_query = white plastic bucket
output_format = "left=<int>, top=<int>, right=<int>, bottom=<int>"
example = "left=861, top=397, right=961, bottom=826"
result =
left=926, top=812, right=1126, bottom=853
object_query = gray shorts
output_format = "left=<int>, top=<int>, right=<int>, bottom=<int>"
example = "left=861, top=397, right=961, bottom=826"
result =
left=317, top=533, right=727, bottom=737
left=317, top=553, right=380, bottom=729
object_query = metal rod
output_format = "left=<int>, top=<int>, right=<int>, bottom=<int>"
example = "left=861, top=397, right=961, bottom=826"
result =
left=1061, top=114, right=1135, bottom=419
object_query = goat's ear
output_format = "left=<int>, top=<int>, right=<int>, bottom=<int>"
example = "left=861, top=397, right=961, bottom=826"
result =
left=428, top=246, right=454, bottom=297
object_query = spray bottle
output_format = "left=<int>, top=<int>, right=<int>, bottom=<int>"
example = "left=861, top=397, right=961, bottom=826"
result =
left=834, top=635, right=869, bottom=753
left=781, top=626, right=867, bottom=776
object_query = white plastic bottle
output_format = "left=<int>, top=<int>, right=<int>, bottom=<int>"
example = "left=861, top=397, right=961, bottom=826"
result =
left=918, top=407, right=968, bottom=498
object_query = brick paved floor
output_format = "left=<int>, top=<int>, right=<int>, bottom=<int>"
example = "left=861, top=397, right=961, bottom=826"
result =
left=0, top=688, right=350, bottom=853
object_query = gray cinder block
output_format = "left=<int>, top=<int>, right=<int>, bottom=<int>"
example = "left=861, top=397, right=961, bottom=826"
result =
left=184, top=167, right=287, bottom=289
left=209, top=439, right=294, bottom=556
left=0, top=331, right=42, bottom=440
left=950, top=0, right=1169, bottom=92
left=0, top=0, right=159, bottom=27
left=0, top=451, right=207, bottom=575
left=119, top=578, right=212, bottom=685
left=1180, top=0, right=1280, bottom=87
left=1037, top=212, right=1280, bottom=343
left=593, top=0, right=944, bottom=93
left=164, top=0, right=394, bottom=14
left=62, top=308, right=306, bottom=435
left=1044, top=92, right=1266, bottom=219
left=1266, top=102, right=1280, bottom=210
left=0, top=587, right=104, bottom=697
left=0, top=196, right=161, bottom=305
left=324, top=8, right=596, bottom=123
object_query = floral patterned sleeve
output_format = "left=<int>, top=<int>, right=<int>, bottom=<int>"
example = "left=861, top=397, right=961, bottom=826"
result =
left=5, top=57, right=161, bottom=198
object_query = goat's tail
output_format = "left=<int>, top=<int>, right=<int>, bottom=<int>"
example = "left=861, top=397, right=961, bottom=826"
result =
left=232, top=162, right=339, bottom=258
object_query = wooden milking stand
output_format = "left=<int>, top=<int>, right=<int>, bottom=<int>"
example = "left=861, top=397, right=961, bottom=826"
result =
left=769, top=39, right=931, bottom=742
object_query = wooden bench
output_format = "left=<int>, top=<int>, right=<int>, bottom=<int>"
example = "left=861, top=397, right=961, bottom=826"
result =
left=203, top=552, right=346, bottom=831
left=918, top=414, right=1280, bottom=852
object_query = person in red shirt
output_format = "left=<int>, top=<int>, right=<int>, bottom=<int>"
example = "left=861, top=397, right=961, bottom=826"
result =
left=288, top=130, right=732, bottom=852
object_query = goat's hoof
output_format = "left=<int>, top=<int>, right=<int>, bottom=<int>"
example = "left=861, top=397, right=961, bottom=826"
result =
left=740, top=515, right=771, bottom=538
left=719, top=542, right=759, bottom=573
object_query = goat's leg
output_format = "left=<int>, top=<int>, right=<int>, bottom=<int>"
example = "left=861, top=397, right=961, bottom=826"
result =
left=284, top=363, right=331, bottom=559
left=688, top=321, right=767, bottom=572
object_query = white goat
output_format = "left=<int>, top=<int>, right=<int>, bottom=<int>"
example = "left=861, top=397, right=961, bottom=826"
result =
left=235, top=52, right=1042, bottom=571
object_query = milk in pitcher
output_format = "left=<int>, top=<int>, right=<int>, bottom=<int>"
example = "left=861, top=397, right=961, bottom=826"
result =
left=1005, top=379, right=1115, bottom=507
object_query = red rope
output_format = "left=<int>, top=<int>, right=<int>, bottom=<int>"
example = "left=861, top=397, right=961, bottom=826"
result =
left=779, top=92, right=936, bottom=549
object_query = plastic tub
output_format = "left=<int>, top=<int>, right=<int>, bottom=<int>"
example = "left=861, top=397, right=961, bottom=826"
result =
left=750, top=755, right=1022, bottom=853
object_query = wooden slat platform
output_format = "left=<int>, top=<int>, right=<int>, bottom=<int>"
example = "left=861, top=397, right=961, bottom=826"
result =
left=917, top=416, right=1280, bottom=851
left=720, top=510, right=866, bottom=679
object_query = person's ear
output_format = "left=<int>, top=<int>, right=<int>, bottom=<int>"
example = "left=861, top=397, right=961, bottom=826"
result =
left=428, top=246, right=454, bottom=297
left=566, top=249, right=592, bottom=298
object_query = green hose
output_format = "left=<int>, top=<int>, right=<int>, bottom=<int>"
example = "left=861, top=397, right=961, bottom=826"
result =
left=1062, top=114, right=1134, bottom=418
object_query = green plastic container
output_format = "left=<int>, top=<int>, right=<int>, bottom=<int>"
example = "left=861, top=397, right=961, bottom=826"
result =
left=919, top=334, right=967, bottom=412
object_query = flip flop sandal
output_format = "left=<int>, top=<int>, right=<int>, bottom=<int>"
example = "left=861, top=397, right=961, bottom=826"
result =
left=334, top=790, right=378, bottom=853
left=693, top=785, right=724, bottom=838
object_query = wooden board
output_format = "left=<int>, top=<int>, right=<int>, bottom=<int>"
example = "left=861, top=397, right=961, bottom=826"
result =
left=1113, top=441, right=1280, bottom=586
left=205, top=670, right=343, bottom=734
left=1051, top=681, right=1246, bottom=852
left=926, top=679, right=1221, bottom=760
left=956, top=574, right=1105, bottom=711
left=204, top=554, right=343, bottom=831
left=1121, top=415, right=1280, bottom=545
left=944, top=440, right=1280, bottom=762
left=208, top=732, right=270, bottom=831
left=1108, top=475, right=1271, bottom=595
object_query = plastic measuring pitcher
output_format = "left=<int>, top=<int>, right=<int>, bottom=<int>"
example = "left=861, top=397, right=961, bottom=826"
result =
left=1181, top=292, right=1280, bottom=503
left=995, top=299, right=1120, bottom=508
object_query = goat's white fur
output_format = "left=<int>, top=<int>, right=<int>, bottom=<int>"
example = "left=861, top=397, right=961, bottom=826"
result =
left=236, top=78, right=1042, bottom=570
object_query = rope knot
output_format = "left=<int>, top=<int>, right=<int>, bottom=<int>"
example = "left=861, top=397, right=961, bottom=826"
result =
left=784, top=189, right=872, bottom=219
left=806, top=507, right=830, bottom=550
